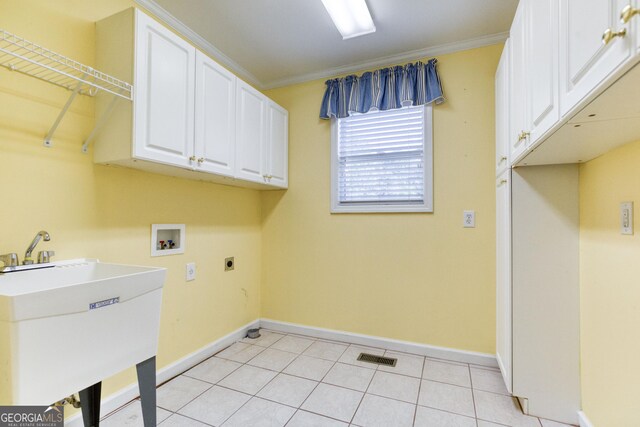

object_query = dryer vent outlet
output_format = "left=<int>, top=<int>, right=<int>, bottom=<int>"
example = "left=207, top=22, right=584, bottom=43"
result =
left=225, top=257, right=235, bottom=271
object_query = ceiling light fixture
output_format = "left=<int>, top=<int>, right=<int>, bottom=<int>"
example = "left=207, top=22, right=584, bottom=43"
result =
left=321, top=0, right=376, bottom=40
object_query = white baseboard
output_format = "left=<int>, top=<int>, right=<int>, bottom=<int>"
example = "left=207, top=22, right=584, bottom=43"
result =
left=64, top=319, right=259, bottom=426
left=260, top=318, right=498, bottom=368
left=578, top=411, right=594, bottom=427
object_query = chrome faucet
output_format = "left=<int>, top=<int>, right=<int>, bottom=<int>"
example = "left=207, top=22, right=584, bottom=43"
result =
left=23, top=230, right=50, bottom=265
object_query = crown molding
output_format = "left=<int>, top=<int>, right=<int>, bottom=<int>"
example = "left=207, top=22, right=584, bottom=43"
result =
left=134, top=0, right=263, bottom=88
left=262, top=31, right=509, bottom=89
left=133, top=0, right=507, bottom=91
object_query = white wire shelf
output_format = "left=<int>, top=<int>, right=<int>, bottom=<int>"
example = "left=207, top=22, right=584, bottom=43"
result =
left=0, top=29, right=132, bottom=100
left=0, top=28, right=133, bottom=150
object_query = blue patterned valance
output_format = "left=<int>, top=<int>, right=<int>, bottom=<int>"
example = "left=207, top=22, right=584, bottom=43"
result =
left=319, top=58, right=444, bottom=119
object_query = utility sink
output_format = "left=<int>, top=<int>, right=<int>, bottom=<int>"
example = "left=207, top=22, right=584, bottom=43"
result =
left=0, top=259, right=166, bottom=405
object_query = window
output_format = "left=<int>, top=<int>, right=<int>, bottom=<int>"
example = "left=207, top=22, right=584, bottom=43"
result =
left=331, top=105, right=433, bottom=213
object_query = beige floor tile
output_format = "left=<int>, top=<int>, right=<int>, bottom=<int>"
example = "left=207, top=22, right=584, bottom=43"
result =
left=216, top=342, right=266, bottom=363
left=303, top=340, right=348, bottom=361
left=301, top=383, right=363, bottom=422
left=160, top=414, right=210, bottom=426
left=257, top=373, right=318, bottom=407
left=367, top=371, right=420, bottom=403
left=423, top=359, right=471, bottom=387
left=157, top=375, right=211, bottom=412
left=102, top=400, right=171, bottom=426
left=247, top=347, right=298, bottom=371
left=284, top=355, right=335, bottom=381
left=322, top=362, right=375, bottom=392
left=286, top=410, right=348, bottom=427
left=221, top=397, right=295, bottom=427
left=470, top=367, right=510, bottom=395
left=218, top=364, right=278, bottom=395
left=270, top=335, right=315, bottom=354
left=352, top=394, right=415, bottom=427
left=183, top=357, right=241, bottom=384
left=418, top=379, right=475, bottom=418
left=414, top=405, right=476, bottom=427
left=177, top=385, right=250, bottom=426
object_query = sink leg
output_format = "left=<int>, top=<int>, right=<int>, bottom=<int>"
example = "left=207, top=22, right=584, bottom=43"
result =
left=136, top=356, right=156, bottom=427
left=79, top=381, right=102, bottom=427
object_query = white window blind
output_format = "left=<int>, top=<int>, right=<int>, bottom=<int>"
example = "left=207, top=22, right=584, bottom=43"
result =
left=332, top=105, right=432, bottom=212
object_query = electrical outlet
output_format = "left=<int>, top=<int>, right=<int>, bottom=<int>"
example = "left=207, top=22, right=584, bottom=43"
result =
left=186, top=262, right=196, bottom=281
left=621, top=202, right=633, bottom=235
left=463, top=210, right=476, bottom=228
left=225, top=257, right=235, bottom=271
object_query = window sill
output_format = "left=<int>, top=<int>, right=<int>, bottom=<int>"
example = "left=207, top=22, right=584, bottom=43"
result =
left=330, top=204, right=433, bottom=214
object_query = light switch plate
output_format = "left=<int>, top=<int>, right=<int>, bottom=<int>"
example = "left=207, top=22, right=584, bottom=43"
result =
left=186, top=262, right=196, bottom=281
left=620, top=202, right=633, bottom=235
left=463, top=210, right=476, bottom=228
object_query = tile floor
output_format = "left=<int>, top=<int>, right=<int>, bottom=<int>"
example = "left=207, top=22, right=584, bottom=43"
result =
left=101, top=330, right=576, bottom=427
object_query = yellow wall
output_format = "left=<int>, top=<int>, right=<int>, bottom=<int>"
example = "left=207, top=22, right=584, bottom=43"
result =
left=0, top=0, right=262, bottom=407
left=262, top=44, right=501, bottom=354
left=579, top=141, right=640, bottom=427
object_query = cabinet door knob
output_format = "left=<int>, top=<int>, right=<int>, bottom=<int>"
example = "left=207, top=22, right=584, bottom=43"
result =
left=602, top=27, right=627, bottom=45
left=497, top=179, right=508, bottom=187
left=499, top=156, right=508, bottom=164
left=189, top=156, right=196, bottom=162
left=620, top=4, right=640, bottom=24
left=517, top=131, right=530, bottom=142
left=197, top=157, right=204, bottom=163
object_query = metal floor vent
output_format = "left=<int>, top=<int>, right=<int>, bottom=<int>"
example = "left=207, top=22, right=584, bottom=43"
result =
left=357, top=353, right=397, bottom=367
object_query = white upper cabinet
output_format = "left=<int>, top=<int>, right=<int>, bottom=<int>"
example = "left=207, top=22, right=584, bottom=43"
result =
left=235, top=80, right=266, bottom=183
left=509, top=0, right=560, bottom=163
left=265, top=101, right=289, bottom=188
left=194, top=51, right=236, bottom=177
left=559, top=0, right=634, bottom=116
left=95, top=8, right=288, bottom=189
left=509, top=2, right=528, bottom=161
left=133, top=11, right=195, bottom=167
left=496, top=40, right=510, bottom=175
left=234, top=80, right=289, bottom=188
left=526, top=0, right=560, bottom=143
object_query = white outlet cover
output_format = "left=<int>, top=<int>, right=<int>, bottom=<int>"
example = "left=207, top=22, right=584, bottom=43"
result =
left=186, top=262, right=196, bottom=281
left=620, top=202, right=633, bottom=235
left=463, top=210, right=476, bottom=228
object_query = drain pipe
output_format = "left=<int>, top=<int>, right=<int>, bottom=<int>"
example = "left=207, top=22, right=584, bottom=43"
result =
left=53, top=394, right=81, bottom=409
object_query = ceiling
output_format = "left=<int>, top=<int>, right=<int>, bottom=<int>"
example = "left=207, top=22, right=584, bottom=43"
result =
left=138, top=0, right=518, bottom=89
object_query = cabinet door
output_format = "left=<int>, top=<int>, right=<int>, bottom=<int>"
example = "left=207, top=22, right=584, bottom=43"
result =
left=496, top=170, right=512, bottom=394
left=527, top=0, right=560, bottom=144
left=559, top=0, right=633, bottom=116
left=134, top=11, right=195, bottom=167
left=496, top=40, right=510, bottom=175
left=194, top=51, right=236, bottom=177
left=235, top=80, right=266, bottom=183
left=265, top=101, right=288, bottom=188
left=509, top=2, right=528, bottom=161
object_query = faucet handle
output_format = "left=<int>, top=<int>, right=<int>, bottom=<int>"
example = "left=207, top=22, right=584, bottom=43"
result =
left=37, top=250, right=55, bottom=264
left=0, top=253, right=19, bottom=268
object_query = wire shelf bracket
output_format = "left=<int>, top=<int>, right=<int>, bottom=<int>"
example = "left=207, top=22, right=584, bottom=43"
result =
left=0, top=29, right=133, bottom=151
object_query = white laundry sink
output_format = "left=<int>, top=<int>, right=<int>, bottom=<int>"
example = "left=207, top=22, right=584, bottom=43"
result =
left=0, top=259, right=166, bottom=405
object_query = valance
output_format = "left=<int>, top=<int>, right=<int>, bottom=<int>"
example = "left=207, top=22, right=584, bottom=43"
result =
left=319, top=58, right=444, bottom=119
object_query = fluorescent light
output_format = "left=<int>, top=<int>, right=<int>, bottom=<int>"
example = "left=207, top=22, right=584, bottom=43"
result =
left=321, top=0, right=376, bottom=40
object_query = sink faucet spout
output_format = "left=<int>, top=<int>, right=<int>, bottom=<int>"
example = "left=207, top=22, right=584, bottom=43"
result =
left=24, top=230, right=50, bottom=265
